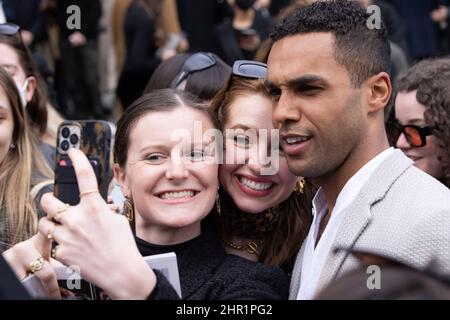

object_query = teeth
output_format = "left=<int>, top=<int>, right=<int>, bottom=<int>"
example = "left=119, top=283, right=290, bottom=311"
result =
left=239, top=177, right=273, bottom=191
left=160, top=190, right=195, bottom=200
left=286, top=136, right=308, bottom=144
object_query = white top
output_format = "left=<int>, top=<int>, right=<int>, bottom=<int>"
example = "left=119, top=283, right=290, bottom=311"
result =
left=297, top=147, right=395, bottom=300
left=0, top=1, right=7, bottom=24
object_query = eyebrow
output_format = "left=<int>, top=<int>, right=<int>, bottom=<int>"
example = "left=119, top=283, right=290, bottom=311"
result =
left=266, top=74, right=329, bottom=90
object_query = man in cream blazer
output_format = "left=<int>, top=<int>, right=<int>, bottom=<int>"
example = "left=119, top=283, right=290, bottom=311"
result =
left=289, top=149, right=450, bottom=298
left=265, top=1, right=450, bottom=300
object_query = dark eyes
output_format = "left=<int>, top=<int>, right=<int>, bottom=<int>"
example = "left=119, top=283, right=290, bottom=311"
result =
left=189, top=149, right=205, bottom=161
left=268, top=87, right=281, bottom=100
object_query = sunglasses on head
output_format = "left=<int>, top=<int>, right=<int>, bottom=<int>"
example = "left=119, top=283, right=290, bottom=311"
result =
left=0, top=22, right=28, bottom=55
left=386, top=121, right=433, bottom=147
left=224, top=60, right=267, bottom=90
left=170, top=52, right=217, bottom=88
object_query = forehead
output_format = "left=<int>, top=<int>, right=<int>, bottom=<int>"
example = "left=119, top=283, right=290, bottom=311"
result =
left=129, top=107, right=215, bottom=146
left=395, top=91, right=426, bottom=119
left=267, top=32, right=350, bottom=85
left=0, top=43, right=20, bottom=66
left=226, top=93, right=272, bottom=128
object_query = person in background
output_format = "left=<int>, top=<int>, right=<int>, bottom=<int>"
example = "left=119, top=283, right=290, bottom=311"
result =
left=215, top=0, right=274, bottom=65
left=0, top=66, right=52, bottom=253
left=56, top=0, right=103, bottom=119
left=145, top=52, right=231, bottom=102
left=389, top=57, right=450, bottom=188
left=0, top=23, right=60, bottom=166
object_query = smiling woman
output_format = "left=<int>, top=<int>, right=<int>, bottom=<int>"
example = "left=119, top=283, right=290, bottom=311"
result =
left=4, top=88, right=289, bottom=300
left=210, top=60, right=314, bottom=273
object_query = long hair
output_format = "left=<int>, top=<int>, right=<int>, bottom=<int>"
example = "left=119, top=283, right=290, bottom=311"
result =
left=0, top=67, right=38, bottom=251
left=210, top=76, right=313, bottom=268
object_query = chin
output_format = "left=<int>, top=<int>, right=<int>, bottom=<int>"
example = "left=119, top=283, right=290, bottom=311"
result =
left=234, top=199, right=269, bottom=214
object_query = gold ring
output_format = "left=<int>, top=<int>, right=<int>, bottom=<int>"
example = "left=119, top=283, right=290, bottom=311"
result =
left=19, top=273, right=29, bottom=281
left=79, top=188, right=99, bottom=198
left=47, top=224, right=56, bottom=240
left=29, top=257, right=44, bottom=273
left=54, top=203, right=69, bottom=223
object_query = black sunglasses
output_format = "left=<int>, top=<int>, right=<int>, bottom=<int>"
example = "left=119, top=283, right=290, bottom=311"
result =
left=170, top=52, right=217, bottom=88
left=224, top=60, right=267, bottom=91
left=386, top=121, right=433, bottom=148
left=232, top=60, right=267, bottom=79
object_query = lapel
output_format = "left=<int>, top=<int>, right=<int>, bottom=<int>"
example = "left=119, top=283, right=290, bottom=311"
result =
left=314, top=150, right=413, bottom=296
left=289, top=240, right=307, bottom=299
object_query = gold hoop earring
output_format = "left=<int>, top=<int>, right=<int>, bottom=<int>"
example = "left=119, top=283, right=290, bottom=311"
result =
left=215, top=192, right=221, bottom=215
left=294, top=177, right=305, bottom=194
left=123, top=194, right=134, bottom=224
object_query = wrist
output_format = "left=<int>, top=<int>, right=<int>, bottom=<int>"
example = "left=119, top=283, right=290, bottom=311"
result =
left=107, top=256, right=156, bottom=300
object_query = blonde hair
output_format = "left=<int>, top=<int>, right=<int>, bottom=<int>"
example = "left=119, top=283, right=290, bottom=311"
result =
left=0, top=67, right=52, bottom=251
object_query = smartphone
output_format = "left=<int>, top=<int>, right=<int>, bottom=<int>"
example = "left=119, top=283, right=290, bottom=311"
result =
left=54, top=120, right=112, bottom=205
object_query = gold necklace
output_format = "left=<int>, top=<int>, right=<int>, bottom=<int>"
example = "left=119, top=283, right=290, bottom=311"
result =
left=224, top=240, right=262, bottom=255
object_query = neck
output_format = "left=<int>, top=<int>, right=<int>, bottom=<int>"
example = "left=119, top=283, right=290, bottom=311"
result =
left=135, top=215, right=201, bottom=246
left=317, top=135, right=390, bottom=213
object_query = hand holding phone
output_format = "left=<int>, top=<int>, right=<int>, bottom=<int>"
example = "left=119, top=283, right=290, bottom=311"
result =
left=54, top=120, right=112, bottom=205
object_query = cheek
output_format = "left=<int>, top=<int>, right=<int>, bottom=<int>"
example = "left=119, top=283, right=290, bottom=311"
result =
left=219, top=163, right=239, bottom=192
left=0, top=124, right=13, bottom=161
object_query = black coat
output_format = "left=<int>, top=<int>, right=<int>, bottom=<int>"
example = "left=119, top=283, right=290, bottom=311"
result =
left=0, top=255, right=31, bottom=299
left=137, top=228, right=289, bottom=300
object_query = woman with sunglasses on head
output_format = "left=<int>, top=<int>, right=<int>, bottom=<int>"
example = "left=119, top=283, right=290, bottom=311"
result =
left=145, top=52, right=231, bottom=102
left=0, top=67, right=54, bottom=253
left=210, top=60, right=314, bottom=274
left=390, top=58, right=450, bottom=188
left=4, top=88, right=288, bottom=300
left=0, top=23, right=61, bottom=168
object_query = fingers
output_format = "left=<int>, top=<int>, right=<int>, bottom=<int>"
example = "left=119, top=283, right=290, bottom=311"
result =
left=41, top=193, right=70, bottom=224
left=33, top=260, right=61, bottom=299
left=38, top=219, right=62, bottom=245
left=67, top=148, right=100, bottom=200
left=32, top=230, right=52, bottom=261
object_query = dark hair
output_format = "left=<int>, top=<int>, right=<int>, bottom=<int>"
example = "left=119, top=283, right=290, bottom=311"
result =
left=114, top=88, right=220, bottom=168
left=270, top=0, right=391, bottom=87
left=145, top=53, right=231, bottom=101
left=392, top=58, right=450, bottom=187
left=210, top=76, right=313, bottom=268
left=0, top=34, right=48, bottom=136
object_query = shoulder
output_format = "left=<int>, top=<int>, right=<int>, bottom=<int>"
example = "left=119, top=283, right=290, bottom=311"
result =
left=210, top=254, right=289, bottom=300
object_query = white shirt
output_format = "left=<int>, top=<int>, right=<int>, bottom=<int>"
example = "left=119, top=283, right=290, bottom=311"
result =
left=297, top=147, right=395, bottom=300
left=0, top=1, right=7, bottom=24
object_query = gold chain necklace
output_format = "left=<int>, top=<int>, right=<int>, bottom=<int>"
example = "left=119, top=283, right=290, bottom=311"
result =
left=224, top=240, right=262, bottom=255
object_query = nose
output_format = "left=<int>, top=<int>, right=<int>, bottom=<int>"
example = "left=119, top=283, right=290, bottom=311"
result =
left=272, top=91, right=301, bottom=129
left=246, top=145, right=271, bottom=175
left=396, top=132, right=412, bottom=150
left=165, top=158, right=189, bottom=180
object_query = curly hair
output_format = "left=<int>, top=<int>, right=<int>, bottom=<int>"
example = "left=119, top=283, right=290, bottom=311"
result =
left=392, top=58, right=450, bottom=188
left=270, top=0, right=391, bottom=87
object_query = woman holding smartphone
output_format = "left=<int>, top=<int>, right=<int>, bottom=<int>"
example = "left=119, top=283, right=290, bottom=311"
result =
left=3, top=89, right=288, bottom=299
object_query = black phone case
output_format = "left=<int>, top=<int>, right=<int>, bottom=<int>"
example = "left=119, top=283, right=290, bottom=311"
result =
left=54, top=120, right=112, bottom=205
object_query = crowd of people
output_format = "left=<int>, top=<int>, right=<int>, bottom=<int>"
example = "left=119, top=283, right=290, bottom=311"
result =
left=0, top=0, right=450, bottom=300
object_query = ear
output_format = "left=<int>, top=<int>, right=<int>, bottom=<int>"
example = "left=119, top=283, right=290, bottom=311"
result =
left=113, top=163, right=129, bottom=195
left=363, top=72, right=392, bottom=114
left=24, top=76, right=37, bottom=103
